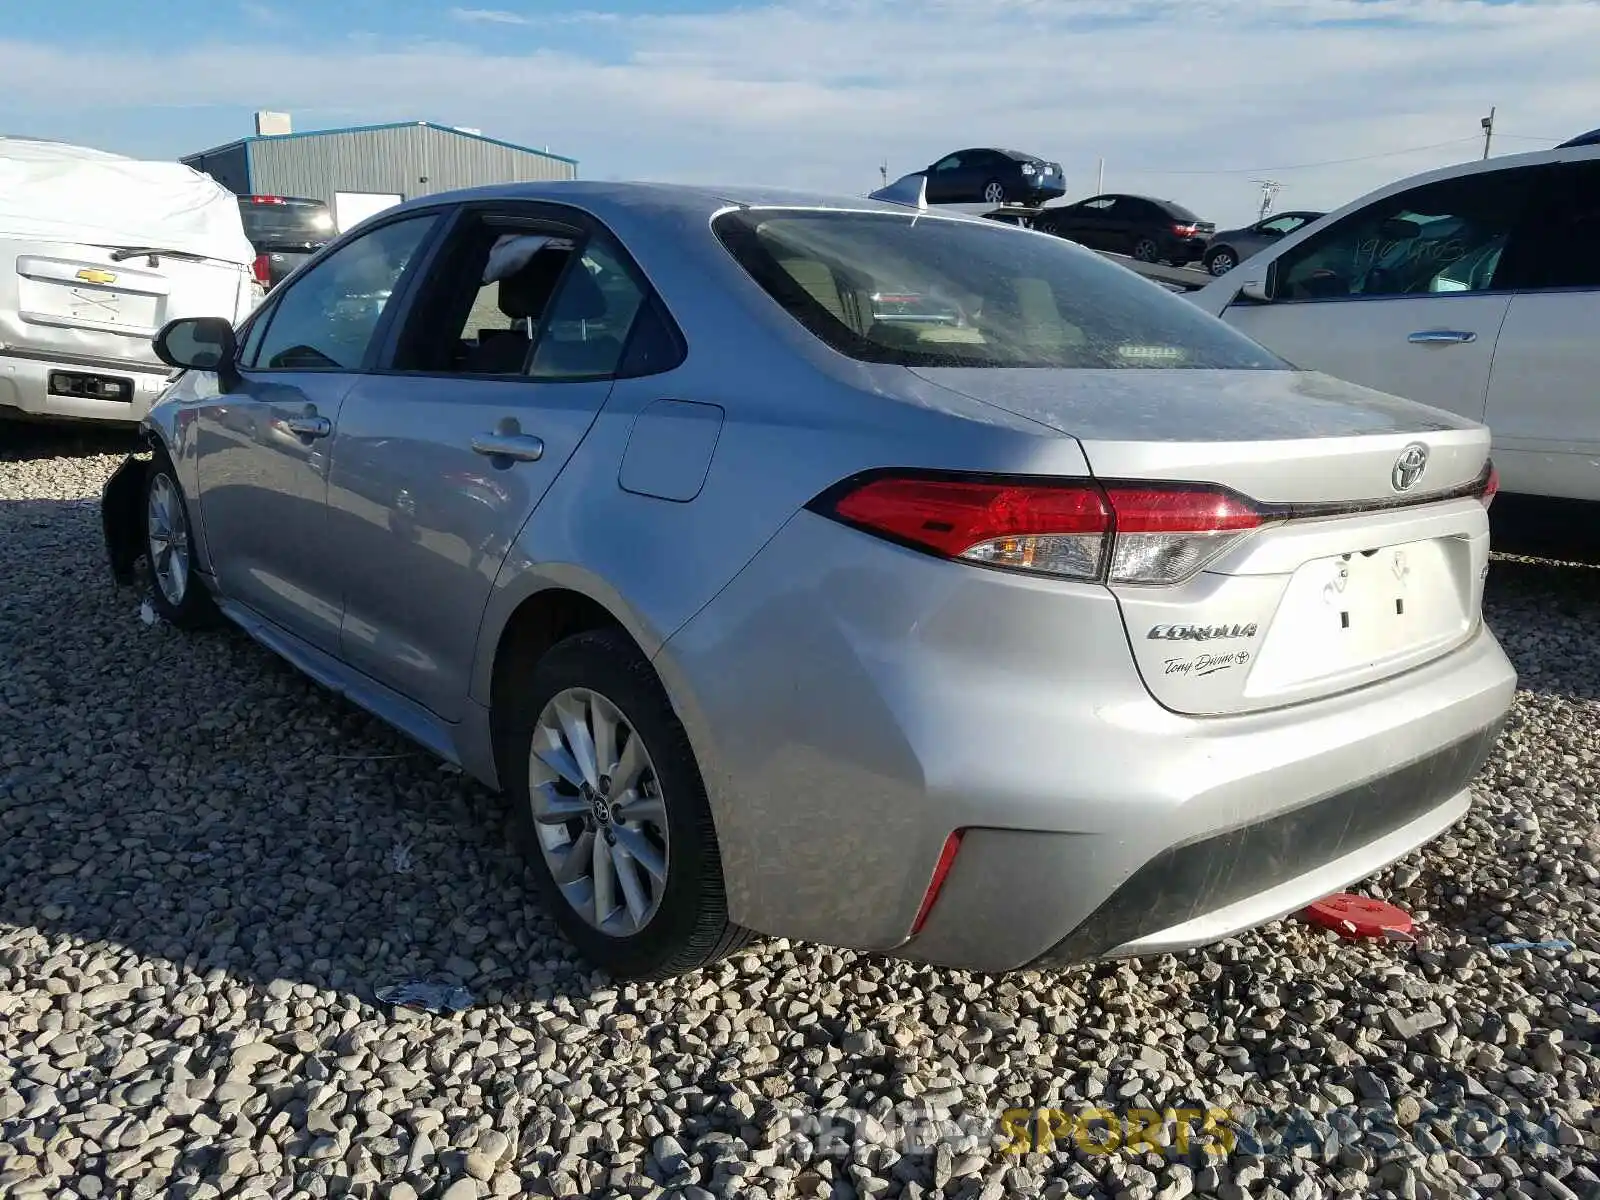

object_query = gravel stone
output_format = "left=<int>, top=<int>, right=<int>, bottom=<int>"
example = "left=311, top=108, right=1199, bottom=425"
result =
left=4, top=433, right=1600, bottom=1200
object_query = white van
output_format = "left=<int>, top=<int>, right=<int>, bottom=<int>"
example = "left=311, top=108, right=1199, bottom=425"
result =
left=1191, top=140, right=1600, bottom=507
left=1, top=137, right=260, bottom=425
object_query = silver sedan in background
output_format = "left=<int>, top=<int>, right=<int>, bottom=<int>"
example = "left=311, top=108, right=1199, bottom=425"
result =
left=104, top=181, right=1516, bottom=979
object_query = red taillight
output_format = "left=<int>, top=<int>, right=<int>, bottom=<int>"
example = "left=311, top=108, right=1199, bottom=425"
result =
left=251, top=254, right=270, bottom=284
left=816, top=472, right=1264, bottom=586
left=1172, top=223, right=1199, bottom=237
left=249, top=195, right=288, bottom=205
left=1481, top=462, right=1499, bottom=508
left=910, top=830, right=964, bottom=935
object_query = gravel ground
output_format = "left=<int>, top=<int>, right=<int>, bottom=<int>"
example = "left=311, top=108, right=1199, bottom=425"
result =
left=2, top=425, right=1598, bottom=1200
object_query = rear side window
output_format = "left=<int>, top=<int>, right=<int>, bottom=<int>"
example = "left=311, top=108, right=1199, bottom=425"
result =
left=712, top=208, right=1287, bottom=370
left=1513, top=160, right=1600, bottom=291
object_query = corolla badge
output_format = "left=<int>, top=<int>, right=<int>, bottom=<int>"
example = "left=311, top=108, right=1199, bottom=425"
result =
left=1147, top=622, right=1259, bottom=642
left=1391, top=443, right=1429, bottom=493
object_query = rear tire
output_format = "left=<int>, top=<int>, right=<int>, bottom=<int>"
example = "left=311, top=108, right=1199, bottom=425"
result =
left=143, top=448, right=219, bottom=631
left=1132, top=237, right=1160, bottom=263
left=501, top=628, right=752, bottom=979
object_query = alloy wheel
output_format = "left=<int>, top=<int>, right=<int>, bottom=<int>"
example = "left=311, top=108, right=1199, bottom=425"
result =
left=146, top=473, right=190, bottom=607
left=983, top=181, right=1006, bottom=204
left=1208, top=251, right=1237, bottom=276
left=527, top=687, right=670, bottom=936
left=1133, top=238, right=1159, bottom=263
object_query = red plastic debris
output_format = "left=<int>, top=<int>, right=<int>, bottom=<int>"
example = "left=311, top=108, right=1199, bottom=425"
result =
left=1301, top=893, right=1416, bottom=941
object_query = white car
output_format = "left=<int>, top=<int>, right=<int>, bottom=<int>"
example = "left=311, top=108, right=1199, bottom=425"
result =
left=1192, top=140, right=1600, bottom=510
left=0, top=137, right=259, bottom=425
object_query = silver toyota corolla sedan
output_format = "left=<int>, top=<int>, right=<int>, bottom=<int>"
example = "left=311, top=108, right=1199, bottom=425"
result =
left=101, top=180, right=1516, bottom=980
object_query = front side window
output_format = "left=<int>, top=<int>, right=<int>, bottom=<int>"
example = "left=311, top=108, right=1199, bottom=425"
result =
left=1275, top=170, right=1534, bottom=301
left=388, top=213, right=653, bottom=381
left=712, top=208, right=1287, bottom=370
left=250, top=215, right=437, bottom=370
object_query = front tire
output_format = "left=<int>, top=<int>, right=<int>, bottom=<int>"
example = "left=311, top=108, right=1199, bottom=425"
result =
left=1205, top=246, right=1238, bottom=276
left=502, top=629, right=751, bottom=979
left=143, top=450, right=219, bottom=630
left=982, top=179, right=1007, bottom=205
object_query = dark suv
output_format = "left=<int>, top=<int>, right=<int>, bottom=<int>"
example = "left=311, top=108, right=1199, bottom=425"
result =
left=237, top=195, right=336, bottom=290
left=1034, top=193, right=1215, bottom=266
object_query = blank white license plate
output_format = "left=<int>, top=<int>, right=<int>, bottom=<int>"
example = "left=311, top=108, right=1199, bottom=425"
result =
left=62, top=286, right=159, bottom=328
left=1245, top=538, right=1470, bottom=696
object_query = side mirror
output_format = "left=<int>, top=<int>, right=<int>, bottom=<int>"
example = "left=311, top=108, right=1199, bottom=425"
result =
left=1379, top=216, right=1422, bottom=241
left=1238, top=259, right=1280, bottom=302
left=153, top=316, right=239, bottom=386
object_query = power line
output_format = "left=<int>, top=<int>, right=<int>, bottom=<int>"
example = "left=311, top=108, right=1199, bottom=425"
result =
left=1115, top=136, right=1483, bottom=178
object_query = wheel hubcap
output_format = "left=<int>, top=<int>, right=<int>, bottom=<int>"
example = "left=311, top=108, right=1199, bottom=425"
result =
left=1135, top=240, right=1157, bottom=261
left=528, top=687, right=669, bottom=936
left=984, top=183, right=1004, bottom=203
left=1210, top=253, right=1235, bottom=275
left=146, top=473, right=189, bottom=607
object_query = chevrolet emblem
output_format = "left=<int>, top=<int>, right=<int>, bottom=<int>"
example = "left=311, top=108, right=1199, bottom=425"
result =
left=75, top=268, right=118, bottom=285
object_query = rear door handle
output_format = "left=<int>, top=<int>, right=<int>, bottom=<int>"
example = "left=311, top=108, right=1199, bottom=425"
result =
left=1407, top=330, right=1477, bottom=345
left=282, top=414, right=332, bottom=438
left=471, top=432, right=544, bottom=463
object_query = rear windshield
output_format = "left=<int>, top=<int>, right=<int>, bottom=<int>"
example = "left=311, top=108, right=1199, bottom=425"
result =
left=239, top=198, right=335, bottom=248
left=712, top=208, right=1286, bottom=370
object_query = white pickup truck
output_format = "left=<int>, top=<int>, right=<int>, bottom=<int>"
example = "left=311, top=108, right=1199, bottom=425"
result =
left=1, top=137, right=260, bottom=425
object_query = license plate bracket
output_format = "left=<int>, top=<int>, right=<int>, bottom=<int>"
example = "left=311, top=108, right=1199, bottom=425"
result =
left=49, top=371, right=134, bottom=403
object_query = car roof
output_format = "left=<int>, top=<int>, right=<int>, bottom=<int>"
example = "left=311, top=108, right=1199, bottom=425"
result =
left=379, top=179, right=1002, bottom=227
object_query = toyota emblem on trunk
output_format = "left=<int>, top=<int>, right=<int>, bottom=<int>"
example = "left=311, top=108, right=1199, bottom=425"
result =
left=1391, top=443, right=1429, bottom=492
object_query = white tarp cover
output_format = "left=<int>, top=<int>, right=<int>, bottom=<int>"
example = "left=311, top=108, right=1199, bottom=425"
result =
left=0, top=136, right=255, bottom=266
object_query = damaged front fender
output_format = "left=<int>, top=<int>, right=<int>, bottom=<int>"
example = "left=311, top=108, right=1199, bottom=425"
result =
left=101, top=448, right=150, bottom=587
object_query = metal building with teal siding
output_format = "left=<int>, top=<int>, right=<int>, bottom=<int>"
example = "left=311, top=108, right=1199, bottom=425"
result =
left=181, top=120, right=578, bottom=231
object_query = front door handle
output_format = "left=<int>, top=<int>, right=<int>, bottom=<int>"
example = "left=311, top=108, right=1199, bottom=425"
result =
left=471, top=432, right=544, bottom=463
left=282, top=414, right=332, bottom=438
left=1407, top=329, right=1477, bottom=345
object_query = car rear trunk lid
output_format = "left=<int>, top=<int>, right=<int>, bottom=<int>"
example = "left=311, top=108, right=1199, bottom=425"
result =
left=3, top=239, right=251, bottom=368
left=911, top=367, right=1494, bottom=716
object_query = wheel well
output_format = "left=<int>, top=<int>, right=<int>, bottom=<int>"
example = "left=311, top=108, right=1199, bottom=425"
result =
left=488, top=588, right=632, bottom=739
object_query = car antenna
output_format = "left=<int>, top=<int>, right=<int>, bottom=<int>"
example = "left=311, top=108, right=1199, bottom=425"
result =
left=869, top=172, right=928, bottom=212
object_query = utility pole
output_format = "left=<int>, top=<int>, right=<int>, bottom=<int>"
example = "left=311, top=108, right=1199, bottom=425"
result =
left=1251, top=179, right=1284, bottom=221
left=880, top=159, right=888, bottom=187
left=1096, top=157, right=1104, bottom=194
left=1481, top=106, right=1496, bottom=159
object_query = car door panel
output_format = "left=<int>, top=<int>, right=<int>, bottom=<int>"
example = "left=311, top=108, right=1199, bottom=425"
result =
left=1222, top=295, right=1510, bottom=424
left=1217, top=166, right=1538, bottom=429
left=327, top=375, right=612, bottom=719
left=195, top=373, right=356, bottom=650
left=192, top=211, right=442, bottom=652
left=1478, top=160, right=1600, bottom=502
left=1481, top=291, right=1600, bottom=499
left=323, top=210, right=651, bottom=722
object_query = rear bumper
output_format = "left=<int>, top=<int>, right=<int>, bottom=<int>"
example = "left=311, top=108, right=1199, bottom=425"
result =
left=0, top=349, right=172, bottom=424
left=1025, top=721, right=1498, bottom=966
left=656, top=510, right=1518, bottom=972
left=1164, top=235, right=1209, bottom=263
